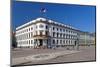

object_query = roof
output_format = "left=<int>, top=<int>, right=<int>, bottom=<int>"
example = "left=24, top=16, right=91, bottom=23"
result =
left=16, top=17, right=77, bottom=30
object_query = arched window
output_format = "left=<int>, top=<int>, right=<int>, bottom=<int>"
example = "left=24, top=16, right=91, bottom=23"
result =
left=39, top=24, right=44, bottom=28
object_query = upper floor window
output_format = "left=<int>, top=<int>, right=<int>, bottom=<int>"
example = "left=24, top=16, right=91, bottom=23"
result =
left=63, top=29, right=65, bottom=32
left=60, top=40, right=62, bottom=44
left=31, top=40, right=33, bottom=44
left=46, top=31, right=48, bottom=36
left=57, top=33, right=59, bottom=37
left=36, top=31, right=38, bottom=35
left=46, top=25, right=48, bottom=29
left=39, top=24, right=44, bottom=28
left=29, top=28, right=30, bottom=31
left=53, top=27, right=55, bottom=30
left=60, top=29, right=62, bottom=32
left=36, top=26, right=38, bottom=29
left=31, top=27, right=33, bottom=30
left=57, top=28, right=58, bottom=31
left=29, top=40, right=30, bottom=44
left=53, top=32, right=55, bottom=37
left=66, top=30, right=68, bottom=32
left=40, top=30, right=43, bottom=36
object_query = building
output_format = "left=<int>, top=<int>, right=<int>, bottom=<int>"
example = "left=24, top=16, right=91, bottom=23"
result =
left=15, top=17, right=95, bottom=48
left=78, top=31, right=95, bottom=46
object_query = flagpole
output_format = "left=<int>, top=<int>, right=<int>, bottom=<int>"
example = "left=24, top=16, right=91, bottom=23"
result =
left=40, top=7, right=47, bottom=18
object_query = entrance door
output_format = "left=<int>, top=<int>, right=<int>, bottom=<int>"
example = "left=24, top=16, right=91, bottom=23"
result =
left=39, top=39, right=43, bottom=46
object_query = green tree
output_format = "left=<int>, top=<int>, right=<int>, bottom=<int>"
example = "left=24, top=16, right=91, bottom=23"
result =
left=12, top=32, right=17, bottom=48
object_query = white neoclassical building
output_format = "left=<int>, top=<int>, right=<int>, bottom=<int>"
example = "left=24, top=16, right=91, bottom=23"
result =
left=15, top=17, right=95, bottom=48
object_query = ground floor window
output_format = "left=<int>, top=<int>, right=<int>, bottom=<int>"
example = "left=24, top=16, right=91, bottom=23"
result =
left=60, top=40, right=62, bottom=44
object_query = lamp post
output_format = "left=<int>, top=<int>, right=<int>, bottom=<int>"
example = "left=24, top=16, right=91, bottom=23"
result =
left=76, top=38, right=79, bottom=50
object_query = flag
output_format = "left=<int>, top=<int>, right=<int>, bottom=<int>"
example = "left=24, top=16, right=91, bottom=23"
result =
left=40, top=8, right=47, bottom=13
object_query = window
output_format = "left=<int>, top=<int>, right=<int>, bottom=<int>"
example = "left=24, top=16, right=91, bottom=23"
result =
left=29, top=28, right=30, bottom=31
left=60, top=40, right=62, bottom=44
left=57, top=33, right=59, bottom=37
left=31, top=27, right=33, bottom=30
left=60, top=29, right=62, bottom=32
left=63, top=34, right=65, bottom=38
left=27, top=41, right=28, bottom=44
left=36, top=31, right=38, bottom=35
left=69, top=40, right=70, bottom=44
left=53, top=40, right=55, bottom=44
left=46, top=31, right=48, bottom=36
left=27, top=34, right=28, bottom=39
left=40, top=30, right=43, bottom=36
left=60, top=34, right=62, bottom=38
left=71, top=36, right=73, bottom=39
left=69, top=35, right=70, bottom=39
left=63, top=29, right=65, bottom=32
left=66, top=35, right=67, bottom=38
left=71, top=40, right=72, bottom=44
left=29, top=40, right=30, bottom=44
left=36, top=26, right=38, bottom=29
left=66, top=30, right=67, bottom=32
left=57, top=40, right=58, bottom=44
left=46, top=25, right=48, bottom=29
left=25, top=34, right=27, bottom=39
left=66, top=40, right=67, bottom=44
left=53, top=27, right=55, bottom=30
left=29, top=33, right=30, bottom=38
left=69, top=31, right=70, bottom=34
left=39, top=24, right=44, bottom=28
left=53, top=32, right=55, bottom=37
left=31, top=40, right=33, bottom=44
left=31, top=32, right=33, bottom=38
left=57, top=28, right=58, bottom=31
left=63, top=40, right=65, bottom=44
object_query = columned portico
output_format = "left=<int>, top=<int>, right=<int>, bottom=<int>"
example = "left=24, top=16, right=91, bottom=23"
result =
left=34, top=39, right=48, bottom=48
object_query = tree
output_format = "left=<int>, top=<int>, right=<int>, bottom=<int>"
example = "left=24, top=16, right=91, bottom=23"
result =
left=12, top=32, right=17, bottom=48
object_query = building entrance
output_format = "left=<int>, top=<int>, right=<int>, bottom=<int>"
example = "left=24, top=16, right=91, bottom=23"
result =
left=39, top=39, right=43, bottom=46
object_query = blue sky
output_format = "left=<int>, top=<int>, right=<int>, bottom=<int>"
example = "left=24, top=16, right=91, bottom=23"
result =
left=12, top=1, right=96, bottom=32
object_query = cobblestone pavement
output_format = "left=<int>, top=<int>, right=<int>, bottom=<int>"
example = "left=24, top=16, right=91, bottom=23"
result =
left=12, top=47, right=75, bottom=58
left=12, top=46, right=96, bottom=66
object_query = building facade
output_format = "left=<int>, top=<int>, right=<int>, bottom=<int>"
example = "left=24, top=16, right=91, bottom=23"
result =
left=15, top=17, right=95, bottom=48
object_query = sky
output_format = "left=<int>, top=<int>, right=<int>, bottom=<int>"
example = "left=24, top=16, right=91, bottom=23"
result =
left=12, top=1, right=96, bottom=33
